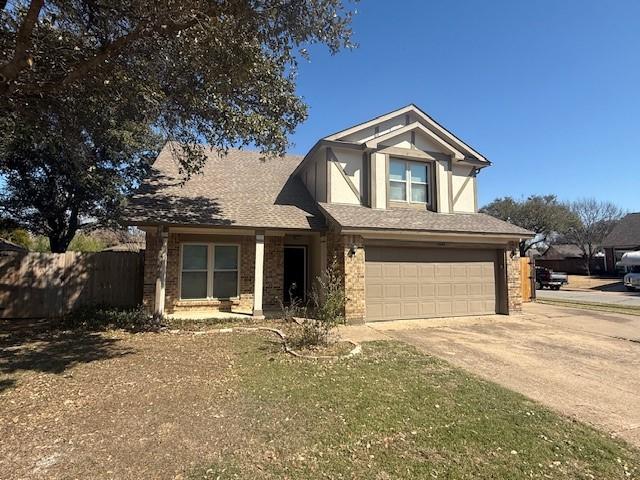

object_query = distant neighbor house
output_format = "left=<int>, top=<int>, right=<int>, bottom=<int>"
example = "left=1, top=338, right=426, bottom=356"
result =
left=603, top=213, right=640, bottom=274
left=535, top=244, right=604, bottom=275
left=125, top=105, right=533, bottom=323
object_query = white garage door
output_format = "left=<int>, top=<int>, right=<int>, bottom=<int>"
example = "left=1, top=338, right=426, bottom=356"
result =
left=365, top=247, right=497, bottom=322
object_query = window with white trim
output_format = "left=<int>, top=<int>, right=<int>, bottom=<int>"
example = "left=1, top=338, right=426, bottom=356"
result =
left=180, top=244, right=239, bottom=299
left=389, top=158, right=430, bottom=204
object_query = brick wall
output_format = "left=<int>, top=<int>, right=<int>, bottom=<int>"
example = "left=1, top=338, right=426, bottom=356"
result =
left=264, top=236, right=284, bottom=308
left=506, top=242, right=523, bottom=313
left=143, top=232, right=279, bottom=315
left=326, top=227, right=366, bottom=324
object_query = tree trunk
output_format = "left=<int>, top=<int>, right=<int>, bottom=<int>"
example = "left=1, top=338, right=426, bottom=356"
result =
left=585, top=257, right=591, bottom=277
left=519, top=240, right=527, bottom=257
left=48, top=228, right=76, bottom=253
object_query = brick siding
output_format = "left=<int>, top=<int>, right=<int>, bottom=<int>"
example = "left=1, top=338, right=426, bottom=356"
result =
left=506, top=242, right=523, bottom=313
left=143, top=232, right=284, bottom=315
left=327, top=227, right=366, bottom=324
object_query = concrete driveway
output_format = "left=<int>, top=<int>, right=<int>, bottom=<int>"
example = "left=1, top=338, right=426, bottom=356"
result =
left=358, top=303, right=640, bottom=448
left=537, top=288, right=640, bottom=307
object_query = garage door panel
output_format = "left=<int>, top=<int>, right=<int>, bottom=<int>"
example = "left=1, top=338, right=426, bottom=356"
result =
left=403, top=302, right=419, bottom=317
left=367, top=263, right=383, bottom=278
left=385, top=284, right=402, bottom=299
left=453, top=283, right=468, bottom=296
left=420, top=284, right=436, bottom=297
left=453, top=301, right=469, bottom=314
left=419, top=264, right=435, bottom=278
left=436, top=264, right=452, bottom=279
left=383, top=264, right=401, bottom=278
left=482, top=264, right=495, bottom=276
left=452, top=265, right=468, bottom=278
left=482, top=283, right=495, bottom=295
left=436, top=302, right=453, bottom=315
left=403, top=284, right=419, bottom=297
left=420, top=302, right=436, bottom=315
left=367, top=284, right=383, bottom=298
left=367, top=303, right=383, bottom=318
left=384, top=303, right=402, bottom=317
left=402, top=264, right=418, bottom=278
left=365, top=247, right=497, bottom=322
left=437, top=284, right=452, bottom=296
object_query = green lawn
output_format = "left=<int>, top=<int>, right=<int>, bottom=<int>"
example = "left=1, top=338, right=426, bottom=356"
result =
left=192, top=336, right=640, bottom=479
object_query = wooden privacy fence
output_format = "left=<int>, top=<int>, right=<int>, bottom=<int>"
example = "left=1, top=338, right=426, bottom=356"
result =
left=0, top=251, right=144, bottom=319
left=520, top=256, right=534, bottom=303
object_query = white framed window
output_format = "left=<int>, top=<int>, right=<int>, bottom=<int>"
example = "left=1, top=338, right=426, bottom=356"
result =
left=213, top=245, right=239, bottom=298
left=180, top=243, right=240, bottom=300
left=389, top=158, right=430, bottom=205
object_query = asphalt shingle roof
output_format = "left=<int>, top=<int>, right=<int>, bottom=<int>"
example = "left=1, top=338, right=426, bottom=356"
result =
left=125, top=144, right=325, bottom=230
left=603, top=213, right=640, bottom=248
left=318, top=203, right=533, bottom=237
left=127, top=143, right=532, bottom=238
left=539, top=244, right=584, bottom=259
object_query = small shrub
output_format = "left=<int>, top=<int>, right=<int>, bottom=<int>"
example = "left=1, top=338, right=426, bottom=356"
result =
left=62, top=305, right=158, bottom=332
left=278, top=283, right=307, bottom=323
left=287, top=257, right=345, bottom=349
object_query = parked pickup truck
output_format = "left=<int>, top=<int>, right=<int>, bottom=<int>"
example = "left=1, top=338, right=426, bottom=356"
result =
left=535, top=266, right=568, bottom=290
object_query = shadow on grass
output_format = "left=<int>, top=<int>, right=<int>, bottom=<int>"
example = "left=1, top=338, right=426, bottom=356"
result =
left=0, top=319, right=134, bottom=377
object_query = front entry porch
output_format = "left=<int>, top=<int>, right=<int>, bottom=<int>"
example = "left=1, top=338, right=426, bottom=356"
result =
left=142, top=227, right=324, bottom=319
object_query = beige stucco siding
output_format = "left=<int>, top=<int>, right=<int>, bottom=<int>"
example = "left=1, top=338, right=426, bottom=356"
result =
left=381, top=131, right=412, bottom=149
left=451, top=164, right=476, bottom=213
left=435, top=159, right=450, bottom=213
left=414, top=130, right=447, bottom=153
left=371, top=152, right=386, bottom=209
left=303, top=161, right=316, bottom=199
left=299, top=149, right=327, bottom=202
left=329, top=147, right=362, bottom=205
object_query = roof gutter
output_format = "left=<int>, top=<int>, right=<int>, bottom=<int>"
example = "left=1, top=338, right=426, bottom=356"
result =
left=340, top=227, right=533, bottom=241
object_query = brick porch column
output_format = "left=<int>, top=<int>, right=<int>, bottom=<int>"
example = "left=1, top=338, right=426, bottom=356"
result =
left=343, top=234, right=366, bottom=324
left=154, top=227, right=169, bottom=319
left=253, top=232, right=265, bottom=319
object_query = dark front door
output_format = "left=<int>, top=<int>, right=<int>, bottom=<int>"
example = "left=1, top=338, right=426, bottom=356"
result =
left=283, top=246, right=306, bottom=304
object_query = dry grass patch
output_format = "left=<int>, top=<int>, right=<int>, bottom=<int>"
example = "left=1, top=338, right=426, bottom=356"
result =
left=1, top=321, right=638, bottom=480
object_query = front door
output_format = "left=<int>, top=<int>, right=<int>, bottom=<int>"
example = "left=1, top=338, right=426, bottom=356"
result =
left=283, top=246, right=306, bottom=304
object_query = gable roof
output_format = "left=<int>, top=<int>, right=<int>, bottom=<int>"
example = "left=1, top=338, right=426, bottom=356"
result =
left=325, top=104, right=489, bottom=164
left=540, top=244, right=584, bottom=260
left=0, top=238, right=28, bottom=252
left=318, top=203, right=533, bottom=238
left=124, top=143, right=325, bottom=230
left=603, top=213, right=640, bottom=248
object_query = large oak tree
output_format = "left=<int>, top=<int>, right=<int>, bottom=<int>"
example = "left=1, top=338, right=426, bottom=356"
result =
left=0, top=0, right=356, bottom=251
left=480, top=195, right=578, bottom=256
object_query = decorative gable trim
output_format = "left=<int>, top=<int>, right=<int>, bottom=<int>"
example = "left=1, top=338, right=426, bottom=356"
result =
left=327, top=148, right=361, bottom=203
left=365, top=122, right=465, bottom=160
left=325, top=104, right=489, bottom=164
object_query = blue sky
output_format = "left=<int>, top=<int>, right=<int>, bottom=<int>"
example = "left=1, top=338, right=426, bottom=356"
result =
left=288, top=0, right=639, bottom=211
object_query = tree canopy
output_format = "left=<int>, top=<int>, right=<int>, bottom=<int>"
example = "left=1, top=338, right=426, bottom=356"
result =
left=562, top=198, right=624, bottom=275
left=480, top=195, right=578, bottom=256
left=0, top=0, right=356, bottom=251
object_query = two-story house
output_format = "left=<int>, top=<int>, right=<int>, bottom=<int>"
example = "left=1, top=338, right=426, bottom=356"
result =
left=126, top=105, right=532, bottom=323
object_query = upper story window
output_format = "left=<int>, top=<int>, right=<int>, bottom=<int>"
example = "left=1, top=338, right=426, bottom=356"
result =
left=389, top=158, right=430, bottom=205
